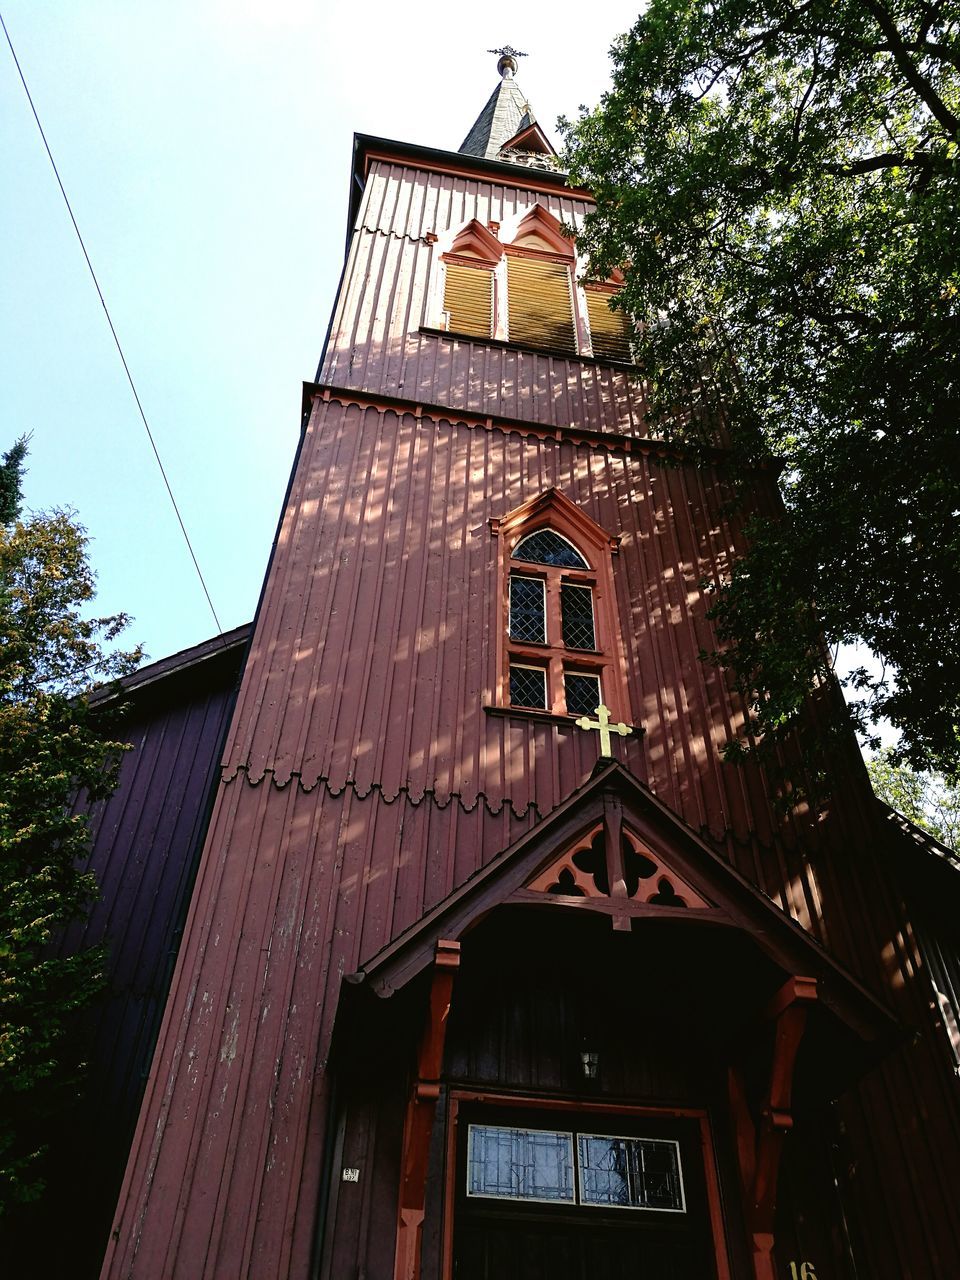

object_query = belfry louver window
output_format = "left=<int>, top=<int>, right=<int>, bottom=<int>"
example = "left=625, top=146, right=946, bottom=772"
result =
left=506, top=254, right=577, bottom=354
left=436, top=207, right=636, bottom=363
left=585, top=286, right=633, bottom=362
left=440, top=219, right=502, bottom=341
left=443, top=262, right=494, bottom=339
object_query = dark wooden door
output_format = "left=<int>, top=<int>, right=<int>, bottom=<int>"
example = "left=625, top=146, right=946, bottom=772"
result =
left=452, top=1108, right=718, bottom=1280
left=456, top=1217, right=710, bottom=1279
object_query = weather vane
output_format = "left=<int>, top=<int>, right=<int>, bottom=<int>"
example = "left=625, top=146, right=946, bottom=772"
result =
left=488, top=45, right=528, bottom=78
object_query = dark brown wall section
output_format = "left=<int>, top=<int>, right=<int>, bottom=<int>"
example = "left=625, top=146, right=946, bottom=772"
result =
left=2, top=635, right=245, bottom=1277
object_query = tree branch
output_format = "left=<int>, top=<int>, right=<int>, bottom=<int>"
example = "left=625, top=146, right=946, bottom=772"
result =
left=908, top=41, right=960, bottom=73
left=824, top=151, right=946, bottom=174
left=791, top=41, right=823, bottom=153
left=862, top=0, right=960, bottom=135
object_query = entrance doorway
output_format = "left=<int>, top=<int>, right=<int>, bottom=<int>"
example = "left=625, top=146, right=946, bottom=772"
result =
left=450, top=1104, right=721, bottom=1280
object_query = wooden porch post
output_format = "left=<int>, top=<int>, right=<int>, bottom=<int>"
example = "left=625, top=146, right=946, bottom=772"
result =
left=394, top=939, right=460, bottom=1280
left=730, top=975, right=818, bottom=1280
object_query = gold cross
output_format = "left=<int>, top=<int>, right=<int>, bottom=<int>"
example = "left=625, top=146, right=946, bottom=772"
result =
left=574, top=704, right=632, bottom=757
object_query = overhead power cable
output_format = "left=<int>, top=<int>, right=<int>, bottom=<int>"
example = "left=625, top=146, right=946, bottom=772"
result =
left=1, top=10, right=224, bottom=634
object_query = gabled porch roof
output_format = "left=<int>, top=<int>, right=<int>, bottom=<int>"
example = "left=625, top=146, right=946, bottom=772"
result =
left=349, top=761, right=898, bottom=1049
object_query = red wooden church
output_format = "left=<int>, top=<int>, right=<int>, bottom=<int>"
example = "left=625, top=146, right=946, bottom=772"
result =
left=93, top=50, right=960, bottom=1280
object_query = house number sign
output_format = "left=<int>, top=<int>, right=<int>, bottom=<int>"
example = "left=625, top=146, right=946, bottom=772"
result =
left=787, top=1264, right=817, bottom=1280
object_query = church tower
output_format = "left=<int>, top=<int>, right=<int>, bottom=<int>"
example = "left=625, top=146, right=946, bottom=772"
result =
left=101, top=52, right=960, bottom=1280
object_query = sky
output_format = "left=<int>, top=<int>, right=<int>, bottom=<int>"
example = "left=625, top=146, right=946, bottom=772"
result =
left=1, top=1, right=645, bottom=666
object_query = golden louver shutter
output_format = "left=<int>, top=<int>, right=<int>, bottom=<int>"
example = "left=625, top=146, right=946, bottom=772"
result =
left=443, top=262, right=494, bottom=339
left=506, top=254, right=578, bottom=354
left=585, top=288, right=633, bottom=362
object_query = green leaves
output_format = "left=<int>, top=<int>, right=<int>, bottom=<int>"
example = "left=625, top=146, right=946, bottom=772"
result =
left=0, top=451, right=140, bottom=1211
left=867, top=750, right=960, bottom=849
left=0, top=440, right=27, bottom=525
left=562, top=0, right=960, bottom=778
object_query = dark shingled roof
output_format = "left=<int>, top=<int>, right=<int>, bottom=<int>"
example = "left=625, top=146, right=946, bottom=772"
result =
left=459, top=74, right=549, bottom=162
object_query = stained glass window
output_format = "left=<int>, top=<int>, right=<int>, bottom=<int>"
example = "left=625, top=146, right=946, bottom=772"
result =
left=561, top=583, right=596, bottom=649
left=509, top=576, right=546, bottom=643
left=512, top=530, right=588, bottom=569
left=499, top=504, right=627, bottom=725
left=510, top=665, right=547, bottom=709
left=465, top=1126, right=686, bottom=1213
left=577, top=1135, right=631, bottom=1206
left=578, top=1135, right=685, bottom=1212
left=467, top=1126, right=575, bottom=1203
left=564, top=672, right=601, bottom=717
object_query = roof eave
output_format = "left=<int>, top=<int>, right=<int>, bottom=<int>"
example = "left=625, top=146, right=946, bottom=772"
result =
left=88, top=622, right=252, bottom=707
left=349, top=132, right=586, bottom=226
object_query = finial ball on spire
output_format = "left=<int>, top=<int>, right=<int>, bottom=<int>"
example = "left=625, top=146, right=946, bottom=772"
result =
left=487, top=44, right=528, bottom=79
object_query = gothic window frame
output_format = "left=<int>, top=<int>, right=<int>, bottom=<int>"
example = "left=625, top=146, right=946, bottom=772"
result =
left=490, top=489, right=631, bottom=723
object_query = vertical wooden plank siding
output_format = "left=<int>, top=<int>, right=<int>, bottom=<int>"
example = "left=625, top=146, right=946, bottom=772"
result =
left=9, top=640, right=246, bottom=1279
left=100, top=140, right=960, bottom=1280
left=320, top=161, right=650, bottom=434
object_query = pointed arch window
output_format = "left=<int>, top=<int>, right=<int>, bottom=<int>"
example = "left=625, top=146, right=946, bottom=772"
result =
left=491, top=490, right=631, bottom=722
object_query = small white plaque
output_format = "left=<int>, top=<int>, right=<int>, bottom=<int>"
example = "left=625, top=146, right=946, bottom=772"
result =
left=341, top=1167, right=360, bottom=1183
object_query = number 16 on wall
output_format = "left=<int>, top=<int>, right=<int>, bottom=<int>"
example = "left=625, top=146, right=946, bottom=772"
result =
left=788, top=1264, right=818, bottom=1280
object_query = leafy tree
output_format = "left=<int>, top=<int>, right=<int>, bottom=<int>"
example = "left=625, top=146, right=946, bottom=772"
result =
left=0, top=440, right=140, bottom=1213
left=561, top=0, right=960, bottom=777
left=0, top=437, right=27, bottom=524
left=867, top=748, right=960, bottom=849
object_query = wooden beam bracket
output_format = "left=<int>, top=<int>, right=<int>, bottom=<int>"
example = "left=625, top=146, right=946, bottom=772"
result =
left=394, top=939, right=460, bottom=1280
left=731, top=975, right=818, bottom=1280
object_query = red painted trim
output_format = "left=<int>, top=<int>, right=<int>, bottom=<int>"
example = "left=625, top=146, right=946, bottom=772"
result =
left=585, top=265, right=627, bottom=290
left=502, top=242, right=573, bottom=266
left=449, top=1088, right=719, bottom=1119
left=441, top=251, right=498, bottom=270
left=393, top=940, right=460, bottom=1280
left=441, top=1096, right=459, bottom=1280
left=504, top=889, right=734, bottom=928
left=504, top=204, right=576, bottom=257
left=445, top=219, right=503, bottom=264
left=699, top=1114, right=734, bottom=1280
left=728, top=979, right=819, bottom=1280
left=499, top=121, right=557, bottom=157
left=309, top=382, right=664, bottom=456
left=491, top=487, right=622, bottom=553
